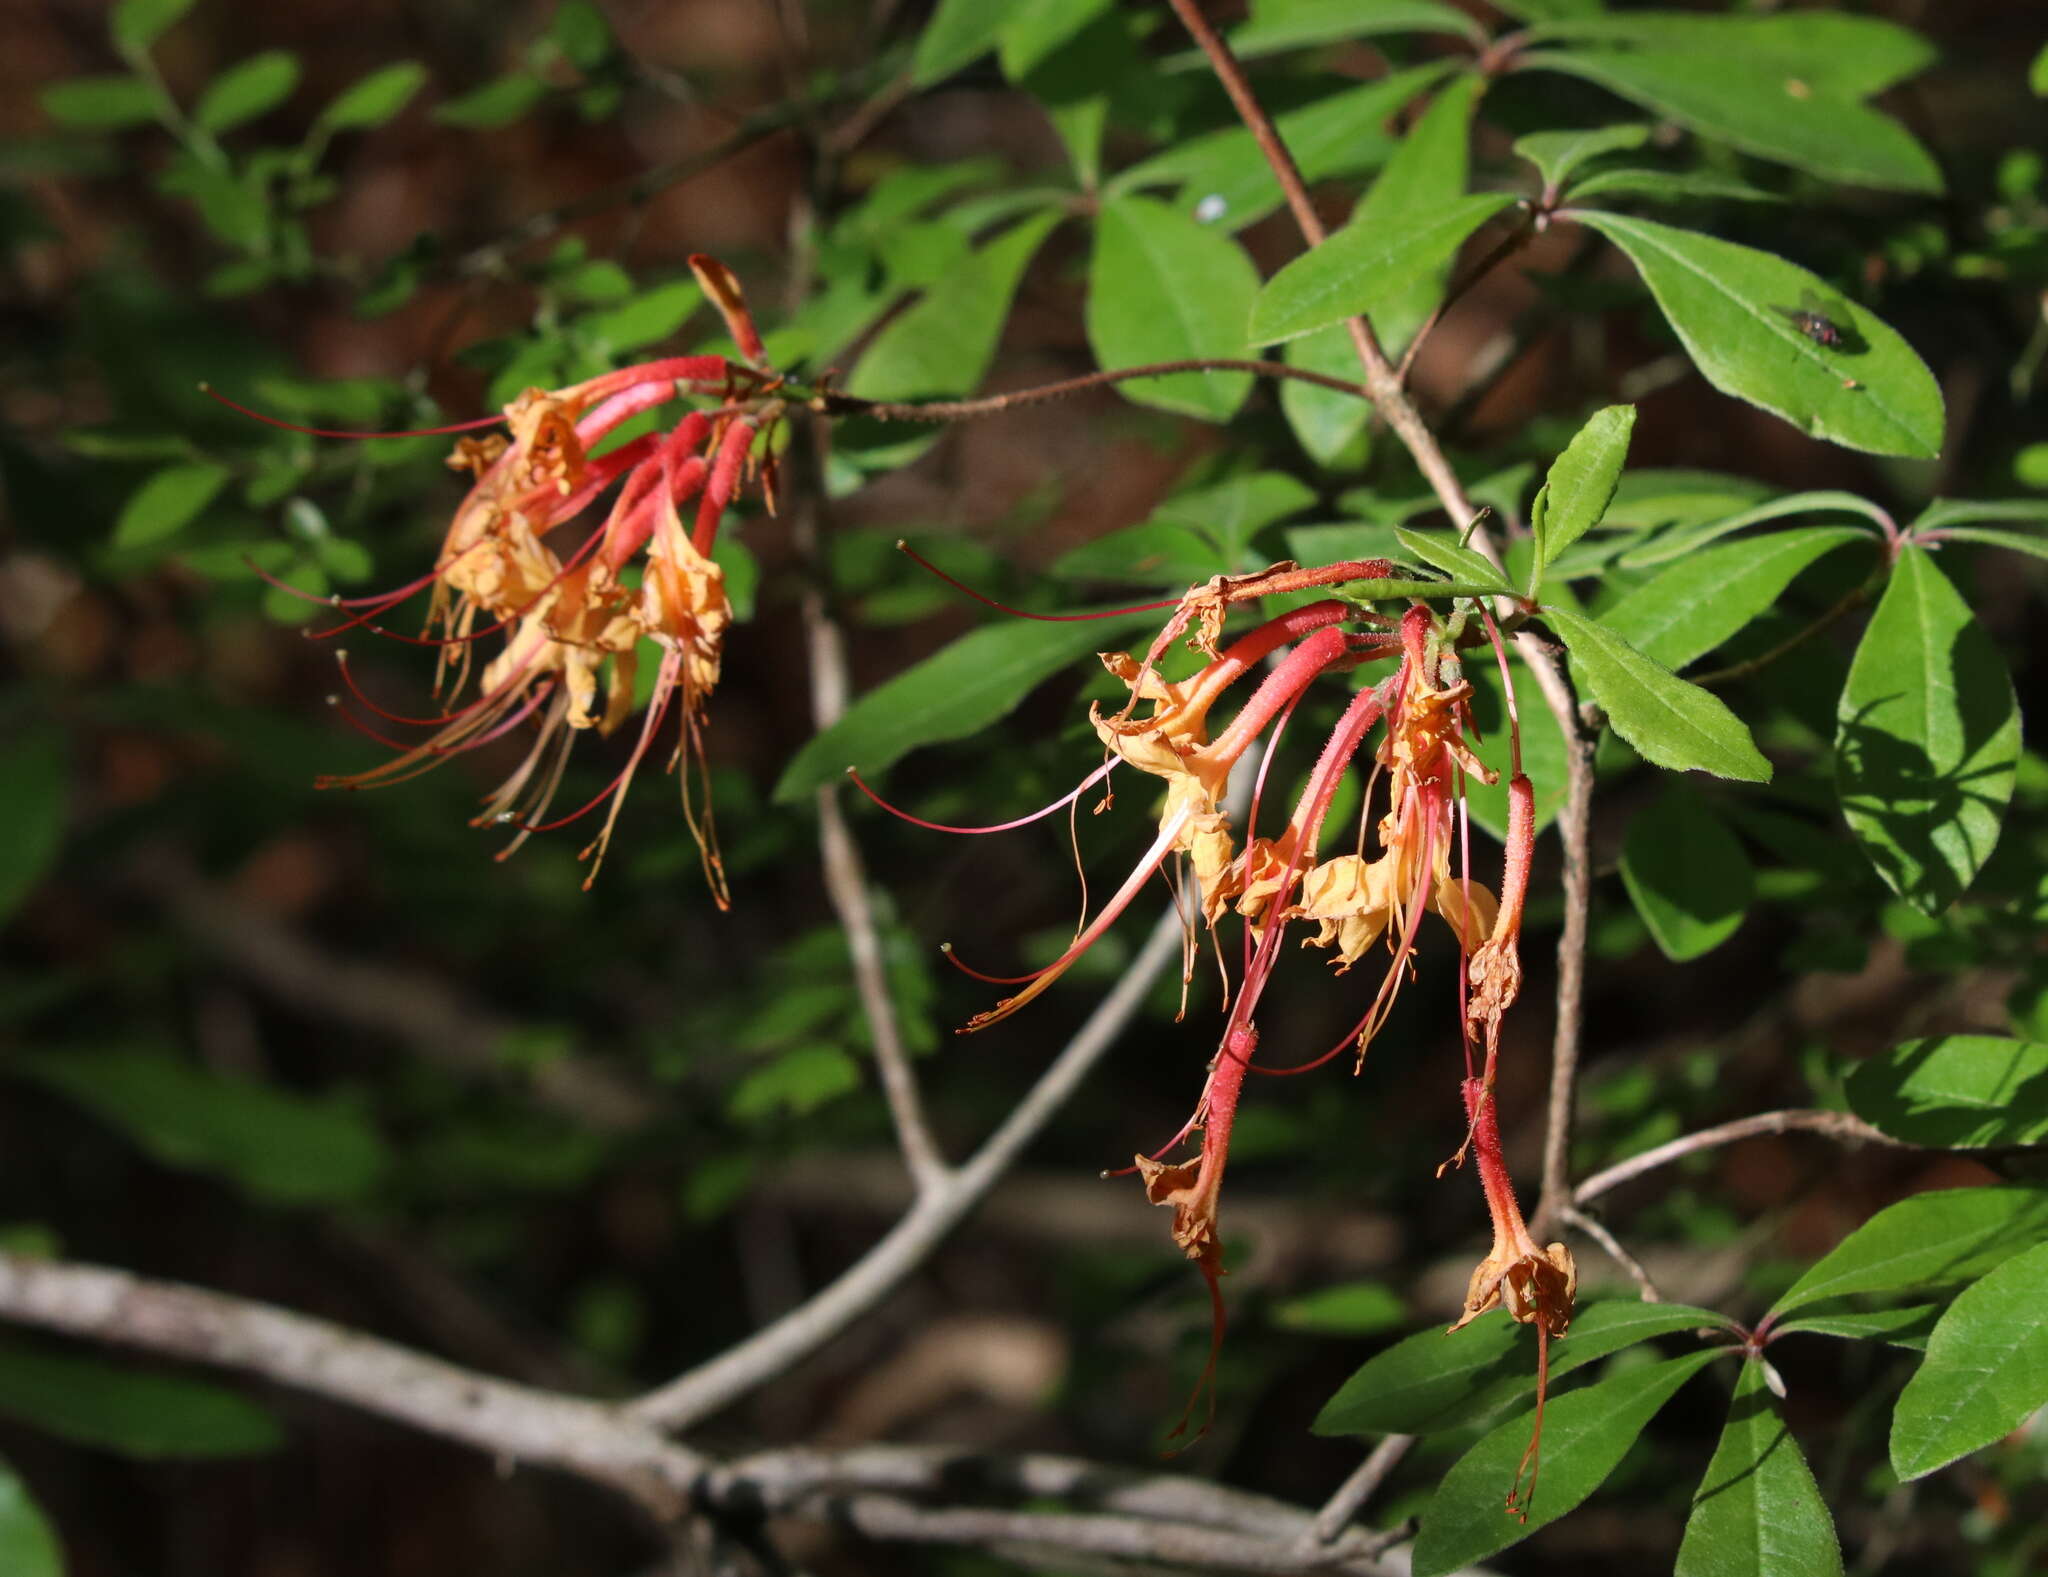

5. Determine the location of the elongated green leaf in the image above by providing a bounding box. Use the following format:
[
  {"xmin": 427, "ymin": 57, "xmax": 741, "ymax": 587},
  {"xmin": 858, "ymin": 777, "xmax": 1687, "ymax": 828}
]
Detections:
[
  {"xmin": 584, "ymin": 280, "xmax": 701, "ymax": 354},
  {"xmin": 1618, "ymin": 491, "xmax": 1890, "ymax": 570},
  {"xmin": 1936, "ymin": 527, "xmax": 2048, "ymax": 564},
  {"xmin": 1544, "ymin": 608, "xmax": 1770, "ymax": 781},
  {"xmin": 1057, "ymin": 471, "xmax": 1314, "ymax": 584},
  {"xmin": 1846, "ymin": 1037, "xmax": 2048, "ymax": 1150},
  {"xmin": 1676, "ymin": 1360, "xmax": 1842, "ymax": 1577},
  {"xmin": 112, "ymin": 462, "xmax": 231, "ymax": 549},
  {"xmin": 0, "ymin": 1463, "xmax": 61, "ymax": 1577},
  {"xmin": 1412, "ymin": 1349, "xmax": 1724, "ymax": 1577},
  {"xmin": 112, "ymin": 0, "xmax": 195, "ymax": 54},
  {"xmin": 1527, "ymin": 50, "xmax": 1940, "ymax": 194},
  {"xmin": 318, "ymin": 61, "xmax": 427, "ymax": 130},
  {"xmin": 1394, "ymin": 525, "xmax": 1508, "ymax": 589},
  {"xmin": 1523, "ymin": 13, "xmax": 1937, "ymax": 97},
  {"xmin": 193, "ymin": 51, "xmax": 300, "ymax": 134},
  {"xmin": 1315, "ymin": 1298, "xmax": 1731, "ymax": 1437},
  {"xmin": 1579, "ymin": 213, "xmax": 1943, "ymax": 459},
  {"xmin": 1600, "ymin": 527, "xmax": 1868, "ymax": 670},
  {"xmin": 774, "ymin": 607, "xmax": 1157, "ymax": 802},
  {"xmin": 0, "ymin": 728, "xmax": 64, "ymax": 928},
  {"xmin": 1568, "ymin": 168, "xmax": 1781, "ymax": 206},
  {"xmin": 1112, "ymin": 67, "xmax": 1445, "ymax": 234},
  {"xmin": 1514, "ymin": 123, "xmax": 1651, "ymax": 191},
  {"xmin": 1250, "ymin": 193, "xmax": 1512, "ymax": 345},
  {"xmin": 1088, "ymin": 196, "xmax": 1260, "ymax": 421},
  {"xmin": 1274, "ymin": 1280, "xmax": 1406, "ymax": 1335},
  {"xmin": 853, "ymin": 213, "xmax": 1059, "ymax": 400},
  {"xmin": 1911, "ymin": 497, "xmax": 2048, "ymax": 534},
  {"xmin": 17, "ymin": 1047, "xmax": 388, "ymax": 1205},
  {"xmin": 0, "ymin": 1341, "xmax": 280, "ymax": 1458},
  {"xmin": 1774, "ymin": 1302, "xmax": 1939, "ymax": 1350},
  {"xmin": 998, "ymin": 0, "xmax": 1113, "ymax": 80},
  {"xmin": 1282, "ymin": 325, "xmax": 1372, "ymax": 468},
  {"xmin": 1892, "ymin": 1241, "xmax": 2048, "ymax": 1479},
  {"xmin": 1771, "ymin": 1186, "xmax": 2048, "ymax": 1318},
  {"xmin": 1606, "ymin": 470, "xmax": 1773, "ymax": 532},
  {"xmin": 1621, "ymin": 783, "xmax": 1753, "ymax": 961},
  {"xmin": 41, "ymin": 75, "xmax": 158, "ymax": 129},
  {"xmin": 1836, "ymin": 546, "xmax": 2019, "ymax": 912},
  {"xmin": 1226, "ymin": 0, "xmax": 1482, "ymax": 56},
  {"xmin": 433, "ymin": 73, "xmax": 545, "ymax": 128},
  {"xmin": 913, "ymin": 0, "xmax": 1025, "ymax": 83},
  {"xmin": 1532, "ymin": 404, "xmax": 1634, "ymax": 587}
]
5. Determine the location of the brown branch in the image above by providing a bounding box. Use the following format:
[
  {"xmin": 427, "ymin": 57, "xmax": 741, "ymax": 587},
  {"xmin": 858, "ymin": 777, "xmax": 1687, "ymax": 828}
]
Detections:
[
  {"xmin": 1395, "ymin": 213, "xmax": 1536, "ymax": 387},
  {"xmin": 1692, "ymin": 581, "xmax": 1873, "ymax": 689},
  {"xmin": 823, "ymin": 358, "xmax": 1371, "ymax": 422},
  {"xmin": 1573, "ymin": 1109, "xmax": 1904, "ymax": 1206},
  {"xmin": 1303, "ymin": 1435, "xmax": 1414, "ymax": 1549},
  {"xmin": 1557, "ymin": 1205, "xmax": 1663, "ymax": 1303},
  {"xmin": 1532, "ymin": 721, "xmax": 1598, "ymax": 1240}
]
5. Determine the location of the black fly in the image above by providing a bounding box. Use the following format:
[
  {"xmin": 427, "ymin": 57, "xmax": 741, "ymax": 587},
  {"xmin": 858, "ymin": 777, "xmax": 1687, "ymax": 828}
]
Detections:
[{"xmin": 1773, "ymin": 290, "xmax": 1848, "ymax": 348}]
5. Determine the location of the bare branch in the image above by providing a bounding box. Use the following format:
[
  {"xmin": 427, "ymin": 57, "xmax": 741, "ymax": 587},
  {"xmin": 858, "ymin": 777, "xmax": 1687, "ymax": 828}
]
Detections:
[
  {"xmin": 1573, "ymin": 1108, "xmax": 1903, "ymax": 1206},
  {"xmin": 1304, "ymin": 1435, "xmax": 1414, "ymax": 1549},
  {"xmin": 1531, "ymin": 724, "xmax": 1598, "ymax": 1240},
  {"xmin": 824, "ymin": 359, "xmax": 1370, "ymax": 422},
  {"xmin": 1557, "ymin": 1205, "xmax": 1663, "ymax": 1303},
  {"xmin": 0, "ymin": 1251, "xmax": 701, "ymax": 1517}
]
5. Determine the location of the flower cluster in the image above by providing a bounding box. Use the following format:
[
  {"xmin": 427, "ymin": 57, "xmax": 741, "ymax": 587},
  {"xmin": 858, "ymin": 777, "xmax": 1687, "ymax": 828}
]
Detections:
[{"xmin": 283, "ymin": 257, "xmax": 781, "ymax": 901}]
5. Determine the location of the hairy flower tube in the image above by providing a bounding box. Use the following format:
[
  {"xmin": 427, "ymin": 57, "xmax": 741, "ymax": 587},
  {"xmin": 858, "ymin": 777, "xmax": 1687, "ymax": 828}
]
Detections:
[{"xmin": 250, "ymin": 257, "xmax": 784, "ymax": 900}]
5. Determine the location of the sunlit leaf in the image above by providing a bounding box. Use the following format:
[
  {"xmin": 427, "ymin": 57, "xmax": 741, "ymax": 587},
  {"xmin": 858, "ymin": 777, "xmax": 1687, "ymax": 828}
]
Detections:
[
  {"xmin": 1676, "ymin": 1360, "xmax": 1842, "ymax": 1577},
  {"xmin": 1771, "ymin": 1186, "xmax": 2048, "ymax": 1318},
  {"xmin": 193, "ymin": 51, "xmax": 300, "ymax": 134},
  {"xmin": 1891, "ymin": 1241, "xmax": 2048, "ymax": 1480},
  {"xmin": 0, "ymin": 1341, "xmax": 281, "ymax": 1458},
  {"xmin": 1620, "ymin": 783, "xmax": 1753, "ymax": 960},
  {"xmin": 1845, "ymin": 1037, "xmax": 2048, "ymax": 1150}
]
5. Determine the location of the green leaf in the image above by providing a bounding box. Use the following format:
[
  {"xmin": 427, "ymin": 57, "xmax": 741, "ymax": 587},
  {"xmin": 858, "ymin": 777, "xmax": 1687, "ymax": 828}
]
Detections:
[
  {"xmin": 1770, "ymin": 1186, "xmax": 2048, "ymax": 1318},
  {"xmin": 774, "ymin": 605, "xmax": 1157, "ymax": 803},
  {"xmin": 1599, "ymin": 527, "xmax": 1868, "ymax": 670},
  {"xmin": 1314, "ymin": 1298, "xmax": 1731, "ymax": 1437},
  {"xmin": 1281, "ymin": 325, "xmax": 1371, "ymax": 468},
  {"xmin": 1605, "ymin": 469, "xmax": 1773, "ymax": 532},
  {"xmin": 1523, "ymin": 13, "xmax": 1937, "ymax": 97},
  {"xmin": 1412, "ymin": 1349, "xmax": 1723, "ymax": 1577},
  {"xmin": 1936, "ymin": 527, "xmax": 2048, "ymax": 564},
  {"xmin": 1526, "ymin": 50, "xmax": 1940, "ymax": 194},
  {"xmin": 1578, "ymin": 212, "xmax": 1943, "ymax": 459},
  {"xmin": 0, "ymin": 1463, "xmax": 62, "ymax": 1577},
  {"xmin": 1846, "ymin": 1037, "xmax": 2048, "ymax": 1150},
  {"xmin": 1111, "ymin": 65, "xmax": 1445, "ymax": 234},
  {"xmin": 1895, "ymin": 1242, "xmax": 2048, "ymax": 1480},
  {"xmin": 1463, "ymin": 645, "xmax": 1570, "ymax": 841},
  {"xmin": 1544, "ymin": 608, "xmax": 1770, "ymax": 781},
  {"xmin": 1774, "ymin": 1302, "xmax": 1939, "ymax": 1350},
  {"xmin": 913, "ymin": 0, "xmax": 1025, "ymax": 84},
  {"xmin": 1676, "ymin": 1360, "xmax": 1842, "ymax": 1577},
  {"xmin": 0, "ymin": 729, "xmax": 65, "ymax": 929},
  {"xmin": 434, "ymin": 73, "xmax": 546, "ymax": 129},
  {"xmin": 317, "ymin": 61, "xmax": 427, "ymax": 129},
  {"xmin": 193, "ymin": 51, "xmax": 300, "ymax": 134},
  {"xmin": 1274, "ymin": 1280, "xmax": 1406, "ymax": 1335},
  {"xmin": 1567, "ymin": 168, "xmax": 1782, "ymax": 206},
  {"xmin": 113, "ymin": 462, "xmax": 231, "ymax": 549},
  {"xmin": 852, "ymin": 212, "xmax": 1059, "ymax": 400},
  {"xmin": 1055, "ymin": 473, "xmax": 1313, "ymax": 585},
  {"xmin": 41, "ymin": 76, "xmax": 159, "ymax": 129},
  {"xmin": 998, "ymin": 0, "xmax": 1113, "ymax": 80},
  {"xmin": 1087, "ymin": 196, "xmax": 1260, "ymax": 421},
  {"xmin": 1514, "ymin": 123, "xmax": 1651, "ymax": 192},
  {"xmin": 1250, "ymin": 192, "xmax": 1513, "ymax": 345},
  {"xmin": 550, "ymin": 0, "xmax": 615, "ymax": 70},
  {"xmin": 1617, "ymin": 491, "xmax": 1890, "ymax": 570},
  {"xmin": 583, "ymin": 279, "xmax": 701, "ymax": 354},
  {"xmin": 1226, "ymin": 0, "xmax": 1482, "ymax": 56},
  {"xmin": 1532, "ymin": 404, "xmax": 1634, "ymax": 588},
  {"xmin": 728, "ymin": 1045, "xmax": 862, "ymax": 1121},
  {"xmin": 1620, "ymin": 783, "xmax": 1753, "ymax": 961},
  {"xmin": 112, "ymin": 0, "xmax": 195, "ymax": 55},
  {"xmin": 2033, "ymin": 42, "xmax": 2048, "ymax": 97},
  {"xmin": 0, "ymin": 1341, "xmax": 281, "ymax": 1458},
  {"xmin": 1836, "ymin": 546, "xmax": 2019, "ymax": 912},
  {"xmin": 1393, "ymin": 525, "xmax": 1508, "ymax": 589},
  {"xmin": 17, "ymin": 1047, "xmax": 389, "ymax": 1205},
  {"xmin": 1911, "ymin": 497, "xmax": 2048, "ymax": 534}
]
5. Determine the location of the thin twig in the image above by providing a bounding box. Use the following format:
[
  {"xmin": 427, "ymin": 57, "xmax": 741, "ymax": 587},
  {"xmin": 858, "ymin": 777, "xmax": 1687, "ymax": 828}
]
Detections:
[
  {"xmin": 1557, "ymin": 1205, "xmax": 1663, "ymax": 1302},
  {"xmin": 1395, "ymin": 214, "xmax": 1536, "ymax": 387},
  {"xmin": 793, "ymin": 415, "xmax": 949, "ymax": 1192},
  {"xmin": 1692, "ymin": 581, "xmax": 1873, "ymax": 689},
  {"xmin": 1304, "ymin": 1435, "xmax": 1414, "ymax": 1548},
  {"xmin": 1573, "ymin": 1109, "xmax": 1902, "ymax": 1205},
  {"xmin": 1531, "ymin": 722, "xmax": 1597, "ymax": 1240},
  {"xmin": 823, "ymin": 358, "xmax": 1370, "ymax": 422}
]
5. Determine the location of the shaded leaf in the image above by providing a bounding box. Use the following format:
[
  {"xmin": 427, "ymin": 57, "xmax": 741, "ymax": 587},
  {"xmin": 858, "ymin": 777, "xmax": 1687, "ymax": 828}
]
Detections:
[
  {"xmin": 17, "ymin": 1047, "xmax": 388, "ymax": 1205},
  {"xmin": 1770, "ymin": 1186, "xmax": 2048, "ymax": 1318},
  {"xmin": 1250, "ymin": 193, "xmax": 1513, "ymax": 345},
  {"xmin": 1514, "ymin": 123, "xmax": 1651, "ymax": 191},
  {"xmin": 913, "ymin": 0, "xmax": 1025, "ymax": 84},
  {"xmin": 584, "ymin": 280, "xmax": 701, "ymax": 354},
  {"xmin": 1523, "ymin": 12, "xmax": 1937, "ymax": 97},
  {"xmin": 1527, "ymin": 49, "xmax": 1940, "ymax": 193},
  {"xmin": 1936, "ymin": 527, "xmax": 2048, "ymax": 564},
  {"xmin": 1578, "ymin": 213, "xmax": 1943, "ymax": 459},
  {"xmin": 1774, "ymin": 1302, "xmax": 1939, "ymax": 1350},
  {"xmin": 1055, "ymin": 473, "xmax": 1313, "ymax": 585},
  {"xmin": 1274, "ymin": 1281, "xmax": 1406, "ymax": 1335},
  {"xmin": 998, "ymin": 0, "xmax": 1113, "ymax": 80},
  {"xmin": 0, "ymin": 1463, "xmax": 61, "ymax": 1577},
  {"xmin": 1315, "ymin": 1298, "xmax": 1731, "ymax": 1437},
  {"xmin": 193, "ymin": 51, "xmax": 300, "ymax": 134},
  {"xmin": 729, "ymin": 1045, "xmax": 862, "ymax": 1122},
  {"xmin": 1394, "ymin": 525, "xmax": 1508, "ymax": 590},
  {"xmin": 1087, "ymin": 196, "xmax": 1260, "ymax": 421},
  {"xmin": 1891, "ymin": 1241, "xmax": 2048, "ymax": 1480},
  {"xmin": 774, "ymin": 606, "xmax": 1157, "ymax": 802},
  {"xmin": 1567, "ymin": 168, "xmax": 1782, "ymax": 205},
  {"xmin": 1676, "ymin": 1359, "xmax": 1842, "ymax": 1577},
  {"xmin": 1836, "ymin": 546, "xmax": 2019, "ymax": 912},
  {"xmin": 1617, "ymin": 491, "xmax": 1891, "ymax": 571},
  {"xmin": 0, "ymin": 729, "xmax": 65, "ymax": 928},
  {"xmin": 113, "ymin": 462, "xmax": 231, "ymax": 548},
  {"xmin": 0, "ymin": 1341, "xmax": 281, "ymax": 1458},
  {"xmin": 852, "ymin": 213, "xmax": 1059, "ymax": 400},
  {"xmin": 1532, "ymin": 404, "xmax": 1634, "ymax": 588},
  {"xmin": 41, "ymin": 76, "xmax": 158, "ymax": 129},
  {"xmin": 433, "ymin": 74, "xmax": 545, "ymax": 129},
  {"xmin": 1463, "ymin": 645, "xmax": 1570, "ymax": 841},
  {"xmin": 1599, "ymin": 527, "xmax": 1869, "ymax": 670},
  {"xmin": 1621, "ymin": 783, "xmax": 1753, "ymax": 961},
  {"xmin": 1846, "ymin": 1036, "xmax": 2048, "ymax": 1150},
  {"xmin": 1281, "ymin": 324, "xmax": 1372, "ymax": 468},
  {"xmin": 1911, "ymin": 497, "xmax": 2048, "ymax": 534},
  {"xmin": 112, "ymin": 0, "xmax": 195, "ymax": 55},
  {"xmin": 1227, "ymin": 0, "xmax": 1481, "ymax": 56},
  {"xmin": 1412, "ymin": 1349, "xmax": 1724, "ymax": 1577},
  {"xmin": 317, "ymin": 61, "xmax": 427, "ymax": 130},
  {"xmin": 1544, "ymin": 608, "xmax": 1770, "ymax": 781}
]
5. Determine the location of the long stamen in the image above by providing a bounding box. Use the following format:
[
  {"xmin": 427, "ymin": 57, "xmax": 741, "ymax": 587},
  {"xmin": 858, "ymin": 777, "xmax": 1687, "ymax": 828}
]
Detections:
[
  {"xmin": 848, "ymin": 761, "xmax": 1116, "ymax": 834},
  {"xmin": 897, "ymin": 541, "xmax": 1177, "ymax": 621},
  {"xmin": 199, "ymin": 383, "xmax": 506, "ymax": 438}
]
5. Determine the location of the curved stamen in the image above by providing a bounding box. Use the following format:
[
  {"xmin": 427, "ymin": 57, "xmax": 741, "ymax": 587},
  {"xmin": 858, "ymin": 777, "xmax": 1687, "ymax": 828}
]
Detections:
[
  {"xmin": 200, "ymin": 383, "xmax": 505, "ymax": 438},
  {"xmin": 897, "ymin": 541, "xmax": 1177, "ymax": 622},
  {"xmin": 846, "ymin": 760, "xmax": 1116, "ymax": 835},
  {"xmin": 938, "ymin": 942, "xmax": 1056, "ymax": 986}
]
